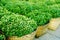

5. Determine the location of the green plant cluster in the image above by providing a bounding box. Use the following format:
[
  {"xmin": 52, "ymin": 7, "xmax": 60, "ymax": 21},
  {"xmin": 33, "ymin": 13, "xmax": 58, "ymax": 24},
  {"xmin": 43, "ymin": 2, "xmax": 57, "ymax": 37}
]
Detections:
[
  {"xmin": 0, "ymin": 6, "xmax": 11, "ymax": 19},
  {"xmin": 0, "ymin": 0, "xmax": 52, "ymax": 26},
  {"xmin": 23, "ymin": 0, "xmax": 60, "ymax": 18},
  {"xmin": 0, "ymin": 14, "xmax": 37, "ymax": 37},
  {"xmin": 1, "ymin": 0, "xmax": 40, "ymax": 14},
  {"xmin": 41, "ymin": 0, "xmax": 60, "ymax": 18},
  {"xmin": 0, "ymin": 34, "xmax": 5, "ymax": 40},
  {"xmin": 0, "ymin": 6, "xmax": 37, "ymax": 38},
  {"xmin": 48, "ymin": 4, "xmax": 60, "ymax": 18},
  {"xmin": 25, "ymin": 10, "xmax": 52, "ymax": 25},
  {"xmin": 0, "ymin": 0, "xmax": 60, "ymax": 38}
]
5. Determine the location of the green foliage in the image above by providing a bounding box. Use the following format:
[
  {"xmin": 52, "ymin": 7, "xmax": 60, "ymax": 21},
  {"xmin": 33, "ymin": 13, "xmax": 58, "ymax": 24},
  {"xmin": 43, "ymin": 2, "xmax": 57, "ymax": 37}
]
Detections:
[
  {"xmin": 45, "ymin": 0, "xmax": 60, "ymax": 5},
  {"xmin": 0, "ymin": 6, "xmax": 11, "ymax": 19},
  {"xmin": 0, "ymin": 0, "xmax": 40, "ymax": 14},
  {"xmin": 0, "ymin": 0, "xmax": 60, "ymax": 39},
  {"xmin": 44, "ymin": 0, "xmax": 60, "ymax": 18},
  {"xmin": 0, "ymin": 0, "xmax": 49, "ymax": 26},
  {"xmin": 0, "ymin": 14, "xmax": 37, "ymax": 37},
  {"xmin": 0, "ymin": 0, "xmax": 60, "ymax": 26},
  {"xmin": 0, "ymin": 34, "xmax": 5, "ymax": 40},
  {"xmin": 25, "ymin": 10, "xmax": 52, "ymax": 26},
  {"xmin": 0, "ymin": 0, "xmax": 20, "ymax": 4},
  {"xmin": 19, "ymin": 0, "xmax": 47, "ymax": 3},
  {"xmin": 5, "ymin": 1, "xmax": 33, "ymax": 14},
  {"xmin": 47, "ymin": 4, "xmax": 60, "ymax": 18}
]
